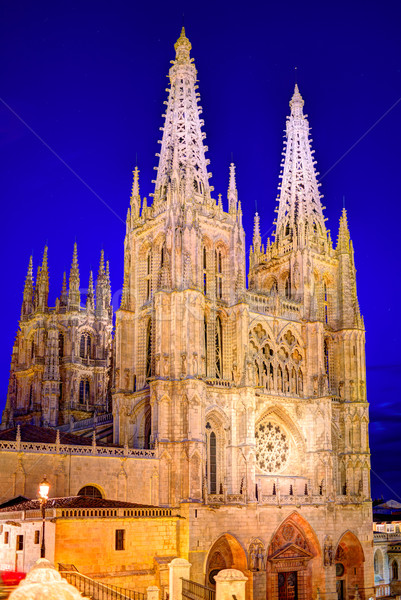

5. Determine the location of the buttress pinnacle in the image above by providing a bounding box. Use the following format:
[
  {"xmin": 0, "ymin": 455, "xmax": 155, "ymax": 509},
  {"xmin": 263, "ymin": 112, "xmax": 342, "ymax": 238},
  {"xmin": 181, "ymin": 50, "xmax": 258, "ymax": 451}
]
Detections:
[{"xmin": 174, "ymin": 27, "xmax": 192, "ymax": 63}]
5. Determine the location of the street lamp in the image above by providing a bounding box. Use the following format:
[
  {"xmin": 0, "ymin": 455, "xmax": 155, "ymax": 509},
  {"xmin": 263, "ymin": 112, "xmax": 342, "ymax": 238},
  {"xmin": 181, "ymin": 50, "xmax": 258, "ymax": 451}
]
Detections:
[{"xmin": 38, "ymin": 476, "xmax": 50, "ymax": 558}]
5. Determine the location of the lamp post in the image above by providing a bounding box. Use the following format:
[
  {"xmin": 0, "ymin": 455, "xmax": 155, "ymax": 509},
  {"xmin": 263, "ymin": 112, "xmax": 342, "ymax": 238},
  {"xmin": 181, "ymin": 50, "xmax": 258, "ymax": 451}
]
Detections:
[{"xmin": 38, "ymin": 476, "xmax": 50, "ymax": 558}]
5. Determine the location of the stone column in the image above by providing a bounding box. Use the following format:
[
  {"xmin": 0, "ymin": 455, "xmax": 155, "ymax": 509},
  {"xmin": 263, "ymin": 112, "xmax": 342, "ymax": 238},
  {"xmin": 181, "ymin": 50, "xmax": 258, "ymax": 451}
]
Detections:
[
  {"xmin": 169, "ymin": 558, "xmax": 191, "ymax": 600},
  {"xmin": 214, "ymin": 569, "xmax": 248, "ymax": 600},
  {"xmin": 147, "ymin": 586, "xmax": 160, "ymax": 600}
]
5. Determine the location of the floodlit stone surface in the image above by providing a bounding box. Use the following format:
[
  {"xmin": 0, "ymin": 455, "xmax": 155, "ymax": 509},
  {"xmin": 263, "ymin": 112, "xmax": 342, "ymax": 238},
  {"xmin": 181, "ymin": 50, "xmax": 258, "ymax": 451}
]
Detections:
[{"xmin": 9, "ymin": 559, "xmax": 87, "ymax": 600}]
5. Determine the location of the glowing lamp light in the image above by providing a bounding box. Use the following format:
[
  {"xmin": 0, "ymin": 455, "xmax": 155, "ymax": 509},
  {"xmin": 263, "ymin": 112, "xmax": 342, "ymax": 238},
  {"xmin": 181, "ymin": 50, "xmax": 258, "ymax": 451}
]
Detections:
[{"xmin": 39, "ymin": 476, "xmax": 50, "ymax": 500}]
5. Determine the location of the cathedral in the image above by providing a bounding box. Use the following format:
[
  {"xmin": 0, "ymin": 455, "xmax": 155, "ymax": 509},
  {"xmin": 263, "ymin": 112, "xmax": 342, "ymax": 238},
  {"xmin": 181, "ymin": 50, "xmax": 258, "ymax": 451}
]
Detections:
[{"xmin": 0, "ymin": 28, "xmax": 374, "ymax": 600}]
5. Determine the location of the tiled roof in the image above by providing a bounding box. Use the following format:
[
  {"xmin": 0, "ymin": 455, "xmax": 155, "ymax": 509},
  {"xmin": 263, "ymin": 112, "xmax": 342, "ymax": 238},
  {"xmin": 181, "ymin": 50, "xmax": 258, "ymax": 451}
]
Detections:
[
  {"xmin": 0, "ymin": 496, "xmax": 157, "ymax": 512},
  {"xmin": 0, "ymin": 424, "xmax": 115, "ymax": 447}
]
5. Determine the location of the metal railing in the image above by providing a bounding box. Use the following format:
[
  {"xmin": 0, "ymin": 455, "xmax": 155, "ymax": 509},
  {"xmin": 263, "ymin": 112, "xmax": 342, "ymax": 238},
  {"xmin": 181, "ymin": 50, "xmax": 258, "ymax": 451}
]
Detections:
[
  {"xmin": 181, "ymin": 578, "xmax": 215, "ymax": 600},
  {"xmin": 62, "ymin": 571, "xmax": 145, "ymax": 600}
]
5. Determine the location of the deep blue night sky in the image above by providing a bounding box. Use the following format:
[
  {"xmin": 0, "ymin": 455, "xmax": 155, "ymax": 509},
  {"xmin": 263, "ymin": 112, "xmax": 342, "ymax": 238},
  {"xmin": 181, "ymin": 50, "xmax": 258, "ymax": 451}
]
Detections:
[{"xmin": 1, "ymin": 1, "xmax": 400, "ymax": 500}]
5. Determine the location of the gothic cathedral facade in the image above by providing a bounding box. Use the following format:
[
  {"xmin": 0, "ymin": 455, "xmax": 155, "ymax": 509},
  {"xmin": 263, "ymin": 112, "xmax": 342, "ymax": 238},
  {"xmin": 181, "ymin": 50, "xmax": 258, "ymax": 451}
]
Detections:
[{"xmin": 2, "ymin": 29, "xmax": 373, "ymax": 599}]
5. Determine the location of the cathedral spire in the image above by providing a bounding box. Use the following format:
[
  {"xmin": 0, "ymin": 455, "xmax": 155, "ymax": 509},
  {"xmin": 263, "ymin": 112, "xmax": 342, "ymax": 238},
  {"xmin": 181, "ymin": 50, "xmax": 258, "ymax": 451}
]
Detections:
[
  {"xmin": 86, "ymin": 270, "xmax": 95, "ymax": 312},
  {"xmin": 68, "ymin": 242, "xmax": 80, "ymax": 311},
  {"xmin": 275, "ymin": 84, "xmax": 326, "ymax": 244},
  {"xmin": 60, "ymin": 272, "xmax": 67, "ymax": 307},
  {"xmin": 130, "ymin": 166, "xmax": 141, "ymax": 219},
  {"xmin": 228, "ymin": 162, "xmax": 238, "ymax": 213},
  {"xmin": 21, "ymin": 255, "xmax": 34, "ymax": 317},
  {"xmin": 37, "ymin": 246, "xmax": 49, "ymax": 311},
  {"xmin": 154, "ymin": 28, "xmax": 211, "ymax": 203},
  {"xmin": 336, "ymin": 208, "xmax": 351, "ymax": 253},
  {"xmin": 252, "ymin": 212, "xmax": 262, "ymax": 253}
]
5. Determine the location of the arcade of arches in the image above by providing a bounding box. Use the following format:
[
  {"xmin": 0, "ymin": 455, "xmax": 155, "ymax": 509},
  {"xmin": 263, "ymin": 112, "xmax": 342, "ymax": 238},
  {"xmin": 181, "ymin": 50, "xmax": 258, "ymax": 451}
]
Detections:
[{"xmin": 205, "ymin": 516, "xmax": 365, "ymax": 600}]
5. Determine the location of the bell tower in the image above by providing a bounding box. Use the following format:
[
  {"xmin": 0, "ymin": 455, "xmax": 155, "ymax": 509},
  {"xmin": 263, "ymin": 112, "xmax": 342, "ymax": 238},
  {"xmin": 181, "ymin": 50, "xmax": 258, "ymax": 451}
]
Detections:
[{"xmin": 113, "ymin": 29, "xmax": 246, "ymax": 506}]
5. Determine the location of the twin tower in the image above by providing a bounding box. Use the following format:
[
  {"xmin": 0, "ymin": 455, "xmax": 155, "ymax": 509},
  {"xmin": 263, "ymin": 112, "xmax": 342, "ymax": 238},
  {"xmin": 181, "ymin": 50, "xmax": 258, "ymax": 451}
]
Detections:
[{"xmin": 3, "ymin": 27, "xmax": 369, "ymax": 508}]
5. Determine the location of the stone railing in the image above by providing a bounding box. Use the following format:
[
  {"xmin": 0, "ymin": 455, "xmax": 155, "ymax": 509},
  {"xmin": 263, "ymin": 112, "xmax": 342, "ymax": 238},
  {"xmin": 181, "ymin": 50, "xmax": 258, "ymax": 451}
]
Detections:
[
  {"xmin": 0, "ymin": 506, "xmax": 172, "ymax": 521},
  {"xmin": 57, "ymin": 412, "xmax": 113, "ymax": 433},
  {"xmin": 0, "ymin": 439, "xmax": 156, "ymax": 459},
  {"xmin": 247, "ymin": 292, "xmax": 301, "ymax": 321},
  {"xmin": 374, "ymin": 531, "xmax": 401, "ymax": 542},
  {"xmin": 205, "ymin": 378, "xmax": 232, "ymax": 388}
]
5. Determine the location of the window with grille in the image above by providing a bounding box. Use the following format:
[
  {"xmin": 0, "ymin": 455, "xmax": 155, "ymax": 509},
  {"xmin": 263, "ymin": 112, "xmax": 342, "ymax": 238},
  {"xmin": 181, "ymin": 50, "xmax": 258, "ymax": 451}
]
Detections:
[
  {"xmin": 16, "ymin": 535, "xmax": 23, "ymax": 551},
  {"xmin": 34, "ymin": 530, "xmax": 40, "ymax": 544},
  {"xmin": 78, "ymin": 485, "xmax": 102, "ymax": 498},
  {"xmin": 79, "ymin": 379, "xmax": 90, "ymax": 403},
  {"xmin": 79, "ymin": 333, "xmax": 91, "ymax": 359},
  {"xmin": 115, "ymin": 529, "xmax": 125, "ymax": 551}
]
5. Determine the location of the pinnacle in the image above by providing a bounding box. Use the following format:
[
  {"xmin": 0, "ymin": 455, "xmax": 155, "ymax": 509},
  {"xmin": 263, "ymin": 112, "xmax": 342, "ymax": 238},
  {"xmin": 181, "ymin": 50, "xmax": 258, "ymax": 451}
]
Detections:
[
  {"xmin": 71, "ymin": 242, "xmax": 79, "ymax": 269},
  {"xmin": 290, "ymin": 83, "xmax": 304, "ymax": 110},
  {"xmin": 229, "ymin": 163, "xmax": 236, "ymax": 191},
  {"xmin": 174, "ymin": 27, "xmax": 192, "ymax": 62},
  {"xmin": 131, "ymin": 166, "xmax": 140, "ymax": 198},
  {"xmin": 98, "ymin": 249, "xmax": 105, "ymax": 275}
]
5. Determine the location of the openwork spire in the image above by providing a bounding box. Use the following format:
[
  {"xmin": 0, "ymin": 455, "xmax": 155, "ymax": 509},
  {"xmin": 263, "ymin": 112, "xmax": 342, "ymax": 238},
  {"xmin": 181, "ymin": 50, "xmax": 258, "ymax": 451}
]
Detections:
[
  {"xmin": 275, "ymin": 85, "xmax": 326, "ymax": 242},
  {"xmin": 228, "ymin": 162, "xmax": 238, "ymax": 213},
  {"xmin": 68, "ymin": 242, "xmax": 80, "ymax": 310},
  {"xmin": 21, "ymin": 255, "xmax": 34, "ymax": 317},
  {"xmin": 154, "ymin": 28, "xmax": 211, "ymax": 202}
]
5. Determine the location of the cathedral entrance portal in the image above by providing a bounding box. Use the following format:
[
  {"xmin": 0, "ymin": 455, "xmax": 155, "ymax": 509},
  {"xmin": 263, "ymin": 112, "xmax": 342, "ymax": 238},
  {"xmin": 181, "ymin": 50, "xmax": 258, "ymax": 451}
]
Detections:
[
  {"xmin": 205, "ymin": 534, "xmax": 248, "ymax": 592},
  {"xmin": 278, "ymin": 571, "xmax": 297, "ymax": 600},
  {"xmin": 267, "ymin": 515, "xmax": 321, "ymax": 600},
  {"xmin": 335, "ymin": 532, "xmax": 365, "ymax": 599}
]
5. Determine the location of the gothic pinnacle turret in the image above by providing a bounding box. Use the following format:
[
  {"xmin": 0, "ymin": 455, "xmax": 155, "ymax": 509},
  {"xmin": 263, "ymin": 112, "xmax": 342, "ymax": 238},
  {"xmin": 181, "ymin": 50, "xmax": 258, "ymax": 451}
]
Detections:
[
  {"xmin": 68, "ymin": 242, "xmax": 80, "ymax": 311},
  {"xmin": 275, "ymin": 84, "xmax": 326, "ymax": 245},
  {"xmin": 252, "ymin": 212, "xmax": 262, "ymax": 254},
  {"xmin": 154, "ymin": 28, "xmax": 211, "ymax": 203},
  {"xmin": 86, "ymin": 270, "xmax": 95, "ymax": 312},
  {"xmin": 336, "ymin": 208, "xmax": 351, "ymax": 253},
  {"xmin": 21, "ymin": 255, "xmax": 34, "ymax": 317},
  {"xmin": 36, "ymin": 246, "xmax": 49, "ymax": 312},
  {"xmin": 228, "ymin": 162, "xmax": 238, "ymax": 214},
  {"xmin": 130, "ymin": 166, "xmax": 141, "ymax": 220}
]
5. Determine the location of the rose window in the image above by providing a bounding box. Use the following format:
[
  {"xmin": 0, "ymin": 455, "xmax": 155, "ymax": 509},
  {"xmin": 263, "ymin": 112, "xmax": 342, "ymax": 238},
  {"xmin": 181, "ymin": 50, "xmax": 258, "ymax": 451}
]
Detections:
[{"xmin": 255, "ymin": 420, "xmax": 289, "ymax": 473}]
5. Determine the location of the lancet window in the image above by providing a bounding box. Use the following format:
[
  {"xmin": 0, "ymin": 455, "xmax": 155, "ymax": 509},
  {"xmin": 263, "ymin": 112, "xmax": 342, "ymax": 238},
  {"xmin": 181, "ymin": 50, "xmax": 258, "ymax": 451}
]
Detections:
[
  {"xmin": 205, "ymin": 418, "xmax": 224, "ymax": 495},
  {"xmin": 215, "ymin": 250, "xmax": 223, "ymax": 300},
  {"xmin": 79, "ymin": 379, "xmax": 90, "ymax": 404},
  {"xmin": 146, "ymin": 250, "xmax": 152, "ymax": 301},
  {"xmin": 146, "ymin": 319, "xmax": 152, "ymax": 379},
  {"xmin": 204, "ymin": 316, "xmax": 208, "ymax": 376},
  {"xmin": 79, "ymin": 332, "xmax": 91, "ymax": 359},
  {"xmin": 58, "ymin": 332, "xmax": 64, "ymax": 359},
  {"xmin": 249, "ymin": 325, "xmax": 304, "ymax": 396},
  {"xmin": 215, "ymin": 317, "xmax": 223, "ymax": 379},
  {"xmin": 203, "ymin": 247, "xmax": 207, "ymax": 294}
]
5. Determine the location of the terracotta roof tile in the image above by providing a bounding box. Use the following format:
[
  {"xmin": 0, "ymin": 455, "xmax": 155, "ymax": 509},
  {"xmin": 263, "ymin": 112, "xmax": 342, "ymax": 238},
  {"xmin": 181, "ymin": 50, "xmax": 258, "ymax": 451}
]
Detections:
[{"xmin": 0, "ymin": 496, "xmax": 158, "ymax": 512}]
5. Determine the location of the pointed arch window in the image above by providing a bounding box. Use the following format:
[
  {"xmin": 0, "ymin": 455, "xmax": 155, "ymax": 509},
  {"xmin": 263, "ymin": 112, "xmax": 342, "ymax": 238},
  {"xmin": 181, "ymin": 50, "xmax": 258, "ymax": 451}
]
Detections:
[
  {"xmin": 204, "ymin": 316, "xmax": 208, "ymax": 376},
  {"xmin": 146, "ymin": 250, "xmax": 152, "ymax": 301},
  {"xmin": 324, "ymin": 339, "xmax": 330, "ymax": 381},
  {"xmin": 323, "ymin": 282, "xmax": 329, "ymax": 324},
  {"xmin": 160, "ymin": 243, "xmax": 165, "ymax": 268},
  {"xmin": 215, "ymin": 250, "xmax": 223, "ymax": 299},
  {"xmin": 203, "ymin": 247, "xmax": 207, "ymax": 294},
  {"xmin": 215, "ymin": 317, "xmax": 223, "ymax": 379},
  {"xmin": 79, "ymin": 379, "xmax": 90, "ymax": 404},
  {"xmin": 80, "ymin": 333, "xmax": 91, "ymax": 359},
  {"xmin": 58, "ymin": 333, "xmax": 64, "ymax": 359},
  {"xmin": 146, "ymin": 319, "xmax": 152, "ymax": 379},
  {"xmin": 392, "ymin": 560, "xmax": 399, "ymax": 581},
  {"xmin": 209, "ymin": 431, "xmax": 217, "ymax": 493},
  {"xmin": 285, "ymin": 276, "xmax": 291, "ymax": 299}
]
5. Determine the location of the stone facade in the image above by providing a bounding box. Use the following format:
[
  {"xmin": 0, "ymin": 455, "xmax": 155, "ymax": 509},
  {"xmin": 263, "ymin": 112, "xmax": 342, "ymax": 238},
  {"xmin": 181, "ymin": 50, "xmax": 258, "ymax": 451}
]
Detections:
[
  {"xmin": 0, "ymin": 27, "xmax": 374, "ymax": 600},
  {"xmin": 1, "ymin": 246, "xmax": 113, "ymax": 429}
]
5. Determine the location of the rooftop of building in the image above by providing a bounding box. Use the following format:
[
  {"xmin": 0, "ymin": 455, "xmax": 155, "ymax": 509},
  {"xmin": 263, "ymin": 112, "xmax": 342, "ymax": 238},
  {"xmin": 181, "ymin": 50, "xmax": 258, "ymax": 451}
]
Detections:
[
  {"xmin": 0, "ymin": 496, "xmax": 158, "ymax": 512},
  {"xmin": 0, "ymin": 424, "xmax": 117, "ymax": 447}
]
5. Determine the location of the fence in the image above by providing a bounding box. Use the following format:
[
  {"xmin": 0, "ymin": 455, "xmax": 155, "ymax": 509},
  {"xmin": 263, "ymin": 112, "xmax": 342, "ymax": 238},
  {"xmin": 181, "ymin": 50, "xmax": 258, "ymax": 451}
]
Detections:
[
  {"xmin": 62, "ymin": 570, "xmax": 145, "ymax": 600},
  {"xmin": 181, "ymin": 578, "xmax": 215, "ymax": 600}
]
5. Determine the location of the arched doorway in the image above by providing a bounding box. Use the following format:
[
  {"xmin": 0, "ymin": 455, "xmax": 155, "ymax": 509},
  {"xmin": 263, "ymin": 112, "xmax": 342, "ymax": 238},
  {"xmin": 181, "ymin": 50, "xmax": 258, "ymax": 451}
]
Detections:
[
  {"xmin": 335, "ymin": 532, "xmax": 365, "ymax": 600},
  {"xmin": 206, "ymin": 534, "xmax": 248, "ymax": 589},
  {"xmin": 266, "ymin": 514, "xmax": 322, "ymax": 600}
]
